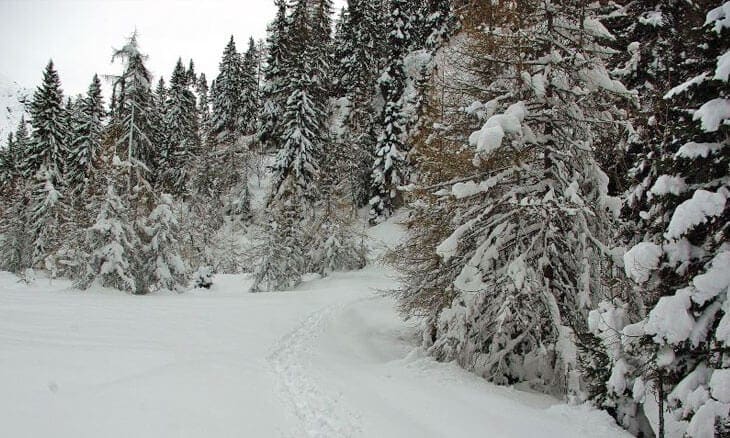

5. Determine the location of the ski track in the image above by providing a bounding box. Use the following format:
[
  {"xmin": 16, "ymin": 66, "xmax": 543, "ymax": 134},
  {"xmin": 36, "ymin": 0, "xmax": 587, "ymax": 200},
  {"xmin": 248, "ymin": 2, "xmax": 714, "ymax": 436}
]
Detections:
[{"xmin": 268, "ymin": 303, "xmax": 362, "ymax": 438}]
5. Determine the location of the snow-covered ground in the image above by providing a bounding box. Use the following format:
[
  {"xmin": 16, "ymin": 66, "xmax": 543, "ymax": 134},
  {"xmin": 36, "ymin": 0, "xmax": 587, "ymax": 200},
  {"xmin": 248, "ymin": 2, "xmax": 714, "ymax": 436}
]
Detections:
[{"xmin": 0, "ymin": 220, "xmax": 631, "ymax": 438}]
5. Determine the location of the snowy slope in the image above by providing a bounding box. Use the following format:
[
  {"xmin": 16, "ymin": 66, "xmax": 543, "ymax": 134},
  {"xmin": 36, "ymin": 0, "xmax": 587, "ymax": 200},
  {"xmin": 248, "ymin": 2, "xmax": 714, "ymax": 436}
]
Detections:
[
  {"xmin": 0, "ymin": 220, "xmax": 631, "ymax": 438},
  {"xmin": 0, "ymin": 73, "xmax": 30, "ymax": 146}
]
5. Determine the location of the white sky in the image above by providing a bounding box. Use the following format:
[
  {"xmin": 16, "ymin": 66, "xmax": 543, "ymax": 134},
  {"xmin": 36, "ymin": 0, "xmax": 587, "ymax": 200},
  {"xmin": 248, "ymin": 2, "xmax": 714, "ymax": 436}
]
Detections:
[{"xmin": 0, "ymin": 0, "xmax": 345, "ymax": 97}]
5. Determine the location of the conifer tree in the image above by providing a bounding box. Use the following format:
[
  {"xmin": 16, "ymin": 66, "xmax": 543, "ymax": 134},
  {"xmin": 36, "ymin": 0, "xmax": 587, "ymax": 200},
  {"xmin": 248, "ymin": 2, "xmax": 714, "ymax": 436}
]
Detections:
[
  {"xmin": 250, "ymin": 199, "xmax": 307, "ymax": 292},
  {"xmin": 394, "ymin": 0, "xmax": 632, "ymax": 400},
  {"xmin": 368, "ymin": 0, "xmax": 411, "ymax": 222},
  {"xmin": 110, "ymin": 32, "xmax": 158, "ymax": 193},
  {"xmin": 258, "ymin": 0, "xmax": 290, "ymax": 152},
  {"xmin": 77, "ymin": 183, "xmax": 142, "ymax": 294},
  {"xmin": 152, "ymin": 77, "xmax": 168, "ymax": 156},
  {"xmin": 195, "ymin": 73, "xmax": 212, "ymax": 143},
  {"xmin": 607, "ymin": 3, "xmax": 730, "ymax": 435},
  {"xmin": 211, "ymin": 36, "xmax": 243, "ymax": 145},
  {"xmin": 186, "ymin": 58, "xmax": 197, "ymax": 86},
  {"xmin": 161, "ymin": 58, "xmax": 200, "ymax": 196},
  {"xmin": 0, "ymin": 117, "xmax": 31, "ymax": 273},
  {"xmin": 67, "ymin": 74, "xmax": 105, "ymax": 196},
  {"xmin": 23, "ymin": 61, "xmax": 69, "ymax": 183},
  {"xmin": 424, "ymin": 0, "xmax": 456, "ymax": 50},
  {"xmin": 141, "ymin": 193, "xmax": 189, "ymax": 292},
  {"xmin": 269, "ymin": 0, "xmax": 327, "ymax": 203},
  {"xmin": 27, "ymin": 165, "xmax": 69, "ymax": 267},
  {"xmin": 239, "ymin": 37, "xmax": 261, "ymax": 135}
]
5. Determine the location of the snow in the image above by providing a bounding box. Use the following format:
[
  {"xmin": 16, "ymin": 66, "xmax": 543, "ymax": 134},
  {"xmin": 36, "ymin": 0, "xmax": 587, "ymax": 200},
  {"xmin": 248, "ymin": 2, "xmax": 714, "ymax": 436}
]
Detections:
[
  {"xmin": 675, "ymin": 142, "xmax": 725, "ymax": 159},
  {"xmin": 623, "ymin": 242, "xmax": 662, "ymax": 284},
  {"xmin": 691, "ymin": 251, "xmax": 730, "ymax": 306},
  {"xmin": 716, "ymin": 51, "xmax": 730, "ymax": 81},
  {"xmin": 639, "ymin": 11, "xmax": 664, "ymax": 27},
  {"xmin": 665, "ymin": 189, "xmax": 727, "ymax": 240},
  {"xmin": 650, "ymin": 174, "xmax": 687, "ymax": 197},
  {"xmin": 710, "ymin": 369, "xmax": 730, "ymax": 403},
  {"xmin": 687, "ymin": 400, "xmax": 727, "ymax": 438},
  {"xmin": 468, "ymin": 101, "xmax": 527, "ymax": 154},
  {"xmin": 663, "ymin": 73, "xmax": 707, "ymax": 100},
  {"xmin": 0, "ymin": 219, "xmax": 631, "ymax": 438},
  {"xmin": 0, "ymin": 73, "xmax": 30, "ymax": 146},
  {"xmin": 645, "ymin": 288, "xmax": 695, "ymax": 345},
  {"xmin": 450, "ymin": 176, "xmax": 498, "ymax": 199},
  {"xmin": 706, "ymin": 2, "xmax": 730, "ymax": 33},
  {"xmin": 693, "ymin": 98, "xmax": 730, "ymax": 132},
  {"xmin": 583, "ymin": 17, "xmax": 615, "ymax": 40}
]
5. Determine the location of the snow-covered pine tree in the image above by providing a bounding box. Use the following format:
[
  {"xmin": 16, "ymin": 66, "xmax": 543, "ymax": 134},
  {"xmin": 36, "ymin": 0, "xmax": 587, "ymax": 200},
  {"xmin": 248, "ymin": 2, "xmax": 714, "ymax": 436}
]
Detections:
[
  {"xmin": 160, "ymin": 58, "xmax": 200, "ymax": 196},
  {"xmin": 368, "ymin": 0, "xmax": 412, "ymax": 223},
  {"xmin": 614, "ymin": 2, "xmax": 730, "ymax": 436},
  {"xmin": 211, "ymin": 36, "xmax": 243, "ymax": 145},
  {"xmin": 0, "ymin": 118, "xmax": 32, "ymax": 273},
  {"xmin": 269, "ymin": 0, "xmax": 327, "ymax": 203},
  {"xmin": 249, "ymin": 199, "xmax": 307, "ymax": 292},
  {"xmin": 581, "ymin": 2, "xmax": 700, "ymax": 434},
  {"xmin": 0, "ymin": 133, "xmax": 15, "ymax": 185},
  {"xmin": 23, "ymin": 60, "xmax": 69, "ymax": 183},
  {"xmin": 151, "ymin": 77, "xmax": 168, "ymax": 162},
  {"xmin": 77, "ymin": 183, "xmax": 142, "ymax": 294},
  {"xmin": 141, "ymin": 193, "xmax": 189, "ymax": 292},
  {"xmin": 309, "ymin": 0, "xmax": 334, "ymax": 104},
  {"xmin": 395, "ymin": 0, "xmax": 632, "ymax": 399},
  {"xmin": 195, "ymin": 73, "xmax": 212, "ymax": 144},
  {"xmin": 331, "ymin": 0, "xmax": 386, "ymax": 206},
  {"xmin": 109, "ymin": 32, "xmax": 158, "ymax": 194},
  {"xmin": 0, "ymin": 117, "xmax": 26, "ymax": 186},
  {"xmin": 424, "ymin": 0, "xmax": 456, "ymax": 51},
  {"xmin": 27, "ymin": 165, "xmax": 70, "ymax": 268},
  {"xmin": 258, "ymin": 0, "xmax": 290, "ymax": 152},
  {"xmin": 239, "ymin": 37, "xmax": 261, "ymax": 136},
  {"xmin": 0, "ymin": 181, "xmax": 31, "ymax": 273},
  {"xmin": 186, "ymin": 58, "xmax": 197, "ymax": 86},
  {"xmin": 67, "ymin": 74, "xmax": 105, "ymax": 197}
]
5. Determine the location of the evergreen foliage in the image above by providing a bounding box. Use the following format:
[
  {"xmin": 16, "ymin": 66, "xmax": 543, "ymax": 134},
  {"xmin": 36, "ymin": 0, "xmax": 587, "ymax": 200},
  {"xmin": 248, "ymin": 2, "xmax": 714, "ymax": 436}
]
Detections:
[
  {"xmin": 67, "ymin": 74, "xmax": 105, "ymax": 196},
  {"xmin": 211, "ymin": 36, "xmax": 244, "ymax": 145}
]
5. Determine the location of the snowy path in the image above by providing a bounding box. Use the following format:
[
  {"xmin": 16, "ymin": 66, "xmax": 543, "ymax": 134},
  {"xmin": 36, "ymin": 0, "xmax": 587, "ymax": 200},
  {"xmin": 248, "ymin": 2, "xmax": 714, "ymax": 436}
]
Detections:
[
  {"xmin": 0, "ymin": 266, "xmax": 631, "ymax": 438},
  {"xmin": 268, "ymin": 302, "xmax": 361, "ymax": 437}
]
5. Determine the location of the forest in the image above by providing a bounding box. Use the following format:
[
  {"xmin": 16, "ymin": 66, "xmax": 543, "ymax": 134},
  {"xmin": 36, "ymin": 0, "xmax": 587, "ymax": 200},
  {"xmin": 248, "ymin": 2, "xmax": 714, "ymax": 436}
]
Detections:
[{"xmin": 0, "ymin": 1, "xmax": 728, "ymax": 437}]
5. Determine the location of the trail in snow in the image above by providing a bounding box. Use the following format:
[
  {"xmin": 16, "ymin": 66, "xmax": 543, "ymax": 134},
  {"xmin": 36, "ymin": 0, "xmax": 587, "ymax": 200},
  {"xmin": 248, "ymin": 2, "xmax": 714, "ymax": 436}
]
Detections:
[
  {"xmin": 268, "ymin": 303, "xmax": 361, "ymax": 438},
  {"xmin": 0, "ymin": 216, "xmax": 632, "ymax": 438}
]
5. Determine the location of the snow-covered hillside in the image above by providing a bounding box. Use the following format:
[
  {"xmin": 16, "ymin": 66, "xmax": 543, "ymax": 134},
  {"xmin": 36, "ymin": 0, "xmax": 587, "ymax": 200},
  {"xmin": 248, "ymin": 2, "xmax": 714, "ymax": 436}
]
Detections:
[
  {"xmin": 0, "ymin": 220, "xmax": 630, "ymax": 438},
  {"xmin": 0, "ymin": 73, "xmax": 30, "ymax": 146}
]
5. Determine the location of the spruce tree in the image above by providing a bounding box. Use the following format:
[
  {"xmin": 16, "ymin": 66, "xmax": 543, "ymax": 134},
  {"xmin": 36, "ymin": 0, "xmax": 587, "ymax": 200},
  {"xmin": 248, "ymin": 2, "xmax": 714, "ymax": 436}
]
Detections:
[
  {"xmin": 269, "ymin": 0, "xmax": 326, "ymax": 203},
  {"xmin": 160, "ymin": 58, "xmax": 200, "ymax": 196},
  {"xmin": 258, "ymin": 0, "xmax": 290, "ymax": 152},
  {"xmin": 141, "ymin": 193, "xmax": 189, "ymax": 292},
  {"xmin": 250, "ymin": 199, "xmax": 307, "ymax": 292},
  {"xmin": 23, "ymin": 60, "xmax": 69, "ymax": 183},
  {"xmin": 613, "ymin": 2, "xmax": 730, "ymax": 435},
  {"xmin": 110, "ymin": 32, "xmax": 158, "ymax": 194},
  {"xmin": 77, "ymin": 183, "xmax": 142, "ymax": 294},
  {"xmin": 368, "ymin": 0, "xmax": 411, "ymax": 222},
  {"xmin": 67, "ymin": 74, "xmax": 105, "ymax": 196},
  {"xmin": 195, "ymin": 73, "xmax": 212, "ymax": 144},
  {"xmin": 151, "ymin": 77, "xmax": 168, "ymax": 160},
  {"xmin": 240, "ymin": 37, "xmax": 260, "ymax": 135},
  {"xmin": 211, "ymin": 36, "xmax": 243, "ymax": 145},
  {"xmin": 27, "ymin": 165, "xmax": 69, "ymax": 268}
]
